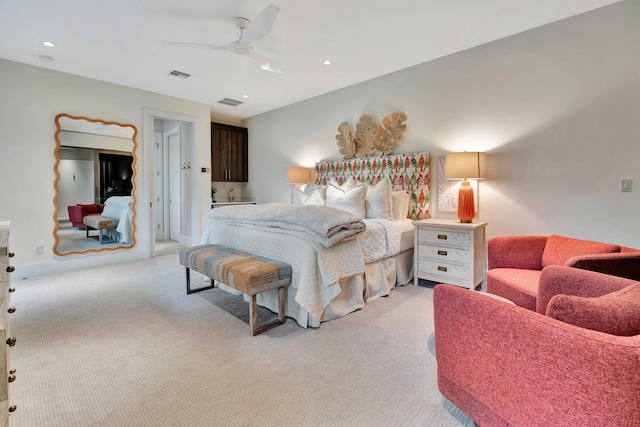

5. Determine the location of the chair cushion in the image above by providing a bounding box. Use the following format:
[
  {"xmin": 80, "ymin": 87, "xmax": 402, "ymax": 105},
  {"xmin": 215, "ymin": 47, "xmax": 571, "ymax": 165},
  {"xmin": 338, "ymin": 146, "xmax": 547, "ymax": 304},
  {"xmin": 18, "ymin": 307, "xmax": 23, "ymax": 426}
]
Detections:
[
  {"xmin": 486, "ymin": 268, "xmax": 541, "ymax": 311},
  {"xmin": 541, "ymin": 235, "xmax": 620, "ymax": 268},
  {"xmin": 546, "ymin": 283, "xmax": 640, "ymax": 336}
]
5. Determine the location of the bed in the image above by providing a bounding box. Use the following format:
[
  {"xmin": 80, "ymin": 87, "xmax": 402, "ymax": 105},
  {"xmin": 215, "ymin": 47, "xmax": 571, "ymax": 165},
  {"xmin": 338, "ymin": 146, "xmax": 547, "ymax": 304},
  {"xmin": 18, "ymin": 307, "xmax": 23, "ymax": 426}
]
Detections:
[{"xmin": 200, "ymin": 152, "xmax": 430, "ymax": 327}]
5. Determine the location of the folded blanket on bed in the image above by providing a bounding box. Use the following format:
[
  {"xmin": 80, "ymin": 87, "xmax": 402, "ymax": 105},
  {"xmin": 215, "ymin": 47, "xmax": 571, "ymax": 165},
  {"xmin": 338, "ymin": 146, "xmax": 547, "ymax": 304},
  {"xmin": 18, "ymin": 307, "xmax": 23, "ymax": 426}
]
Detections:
[{"xmin": 208, "ymin": 203, "xmax": 366, "ymax": 248}]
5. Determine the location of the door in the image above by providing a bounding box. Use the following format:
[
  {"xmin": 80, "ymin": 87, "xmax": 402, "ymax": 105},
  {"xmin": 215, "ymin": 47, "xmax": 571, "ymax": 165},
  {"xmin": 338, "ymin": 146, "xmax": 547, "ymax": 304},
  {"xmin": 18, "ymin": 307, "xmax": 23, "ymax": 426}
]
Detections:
[
  {"xmin": 154, "ymin": 132, "xmax": 166, "ymax": 240},
  {"xmin": 168, "ymin": 129, "xmax": 181, "ymax": 242}
]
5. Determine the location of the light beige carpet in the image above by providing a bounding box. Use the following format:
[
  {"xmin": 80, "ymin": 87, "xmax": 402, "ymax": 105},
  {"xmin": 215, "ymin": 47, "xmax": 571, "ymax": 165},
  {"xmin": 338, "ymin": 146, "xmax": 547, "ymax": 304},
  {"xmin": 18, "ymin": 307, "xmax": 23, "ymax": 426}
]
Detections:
[{"xmin": 9, "ymin": 254, "xmax": 473, "ymax": 427}]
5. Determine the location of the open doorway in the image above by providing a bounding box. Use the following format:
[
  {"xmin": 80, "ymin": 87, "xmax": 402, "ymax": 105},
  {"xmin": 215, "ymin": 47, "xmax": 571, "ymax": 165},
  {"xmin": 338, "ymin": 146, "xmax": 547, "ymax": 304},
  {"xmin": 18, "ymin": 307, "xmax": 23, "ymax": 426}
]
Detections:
[{"xmin": 152, "ymin": 119, "xmax": 191, "ymax": 256}]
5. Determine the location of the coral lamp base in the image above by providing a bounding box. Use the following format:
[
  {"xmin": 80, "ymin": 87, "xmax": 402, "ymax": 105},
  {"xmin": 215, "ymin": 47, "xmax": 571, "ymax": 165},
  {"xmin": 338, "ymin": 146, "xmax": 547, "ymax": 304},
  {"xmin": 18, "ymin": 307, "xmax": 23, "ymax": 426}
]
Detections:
[{"xmin": 457, "ymin": 180, "xmax": 475, "ymax": 223}]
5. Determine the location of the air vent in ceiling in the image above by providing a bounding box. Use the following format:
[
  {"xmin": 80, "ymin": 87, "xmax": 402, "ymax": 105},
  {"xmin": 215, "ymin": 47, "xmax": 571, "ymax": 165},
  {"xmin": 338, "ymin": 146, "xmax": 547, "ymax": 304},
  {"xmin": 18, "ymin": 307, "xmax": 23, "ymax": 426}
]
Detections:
[
  {"xmin": 168, "ymin": 70, "xmax": 190, "ymax": 79},
  {"xmin": 217, "ymin": 98, "xmax": 244, "ymax": 107}
]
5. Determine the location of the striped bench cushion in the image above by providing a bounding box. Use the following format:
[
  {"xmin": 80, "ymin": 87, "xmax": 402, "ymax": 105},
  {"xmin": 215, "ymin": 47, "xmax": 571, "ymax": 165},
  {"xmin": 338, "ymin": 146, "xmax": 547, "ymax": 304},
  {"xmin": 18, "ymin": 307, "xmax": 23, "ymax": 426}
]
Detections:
[
  {"xmin": 83, "ymin": 216, "xmax": 119, "ymax": 229},
  {"xmin": 179, "ymin": 245, "xmax": 291, "ymax": 295}
]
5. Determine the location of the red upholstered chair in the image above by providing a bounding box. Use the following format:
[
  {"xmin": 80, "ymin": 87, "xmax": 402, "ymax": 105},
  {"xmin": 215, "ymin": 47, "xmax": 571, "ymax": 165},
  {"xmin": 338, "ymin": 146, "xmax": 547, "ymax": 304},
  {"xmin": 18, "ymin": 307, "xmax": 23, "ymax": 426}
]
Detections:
[
  {"xmin": 486, "ymin": 234, "xmax": 640, "ymax": 311},
  {"xmin": 67, "ymin": 204, "xmax": 105, "ymax": 229},
  {"xmin": 434, "ymin": 267, "xmax": 640, "ymax": 427}
]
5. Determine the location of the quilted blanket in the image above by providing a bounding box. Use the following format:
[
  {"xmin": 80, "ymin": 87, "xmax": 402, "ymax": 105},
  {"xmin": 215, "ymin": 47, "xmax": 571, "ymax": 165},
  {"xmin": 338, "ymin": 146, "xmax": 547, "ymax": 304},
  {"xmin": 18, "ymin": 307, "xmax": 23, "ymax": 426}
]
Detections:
[{"xmin": 208, "ymin": 203, "xmax": 365, "ymax": 248}]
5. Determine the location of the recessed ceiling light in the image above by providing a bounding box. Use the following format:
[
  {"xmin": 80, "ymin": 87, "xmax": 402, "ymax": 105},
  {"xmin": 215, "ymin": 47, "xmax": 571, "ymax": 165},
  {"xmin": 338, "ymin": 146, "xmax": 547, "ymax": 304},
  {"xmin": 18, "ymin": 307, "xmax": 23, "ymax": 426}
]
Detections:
[
  {"xmin": 242, "ymin": 94, "xmax": 249, "ymax": 99},
  {"xmin": 42, "ymin": 41, "xmax": 56, "ymax": 48},
  {"xmin": 323, "ymin": 59, "xmax": 332, "ymax": 65}
]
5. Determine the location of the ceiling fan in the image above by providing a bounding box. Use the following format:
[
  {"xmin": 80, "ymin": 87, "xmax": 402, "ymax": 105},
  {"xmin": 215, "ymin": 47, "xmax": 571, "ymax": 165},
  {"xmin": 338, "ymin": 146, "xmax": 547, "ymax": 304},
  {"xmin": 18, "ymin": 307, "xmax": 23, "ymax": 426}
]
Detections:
[{"xmin": 163, "ymin": 3, "xmax": 283, "ymax": 74}]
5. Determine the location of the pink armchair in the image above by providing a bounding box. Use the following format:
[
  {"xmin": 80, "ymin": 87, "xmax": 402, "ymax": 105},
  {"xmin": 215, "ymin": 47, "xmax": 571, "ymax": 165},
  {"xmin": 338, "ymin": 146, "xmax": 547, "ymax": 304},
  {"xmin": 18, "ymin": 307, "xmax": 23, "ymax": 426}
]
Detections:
[
  {"xmin": 487, "ymin": 234, "xmax": 640, "ymax": 311},
  {"xmin": 434, "ymin": 267, "xmax": 640, "ymax": 426}
]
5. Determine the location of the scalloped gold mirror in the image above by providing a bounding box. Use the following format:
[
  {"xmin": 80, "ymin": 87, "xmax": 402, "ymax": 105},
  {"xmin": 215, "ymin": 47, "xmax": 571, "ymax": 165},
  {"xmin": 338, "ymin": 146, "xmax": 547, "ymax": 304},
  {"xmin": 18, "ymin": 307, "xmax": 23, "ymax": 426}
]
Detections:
[{"xmin": 53, "ymin": 113, "xmax": 138, "ymax": 256}]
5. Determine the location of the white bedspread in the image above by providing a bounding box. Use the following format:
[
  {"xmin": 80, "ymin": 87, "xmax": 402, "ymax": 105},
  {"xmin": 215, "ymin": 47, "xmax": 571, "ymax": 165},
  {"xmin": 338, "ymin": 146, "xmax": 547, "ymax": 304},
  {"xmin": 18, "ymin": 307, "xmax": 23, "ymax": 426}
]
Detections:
[
  {"xmin": 207, "ymin": 203, "xmax": 365, "ymax": 248},
  {"xmin": 102, "ymin": 196, "xmax": 134, "ymax": 244},
  {"xmin": 201, "ymin": 205, "xmax": 409, "ymax": 325}
]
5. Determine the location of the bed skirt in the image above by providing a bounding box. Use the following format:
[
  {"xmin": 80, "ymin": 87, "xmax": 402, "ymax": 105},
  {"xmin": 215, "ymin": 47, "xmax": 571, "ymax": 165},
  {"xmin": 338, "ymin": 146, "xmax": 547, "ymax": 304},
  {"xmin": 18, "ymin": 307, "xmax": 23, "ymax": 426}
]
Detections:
[{"xmin": 228, "ymin": 248, "xmax": 415, "ymax": 328}]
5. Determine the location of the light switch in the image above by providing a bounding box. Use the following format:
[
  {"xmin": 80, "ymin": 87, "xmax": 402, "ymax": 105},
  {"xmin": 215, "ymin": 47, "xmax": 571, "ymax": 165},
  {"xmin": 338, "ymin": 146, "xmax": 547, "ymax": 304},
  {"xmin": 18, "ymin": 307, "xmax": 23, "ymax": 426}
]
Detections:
[{"xmin": 621, "ymin": 178, "xmax": 632, "ymax": 192}]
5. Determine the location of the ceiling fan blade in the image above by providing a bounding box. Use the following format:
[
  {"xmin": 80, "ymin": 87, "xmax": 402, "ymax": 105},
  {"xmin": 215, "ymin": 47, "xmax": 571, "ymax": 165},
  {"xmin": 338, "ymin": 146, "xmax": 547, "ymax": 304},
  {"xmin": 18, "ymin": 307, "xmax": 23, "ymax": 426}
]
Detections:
[
  {"xmin": 241, "ymin": 3, "xmax": 279, "ymax": 43},
  {"xmin": 162, "ymin": 40, "xmax": 228, "ymax": 50},
  {"xmin": 248, "ymin": 50, "xmax": 283, "ymax": 74}
]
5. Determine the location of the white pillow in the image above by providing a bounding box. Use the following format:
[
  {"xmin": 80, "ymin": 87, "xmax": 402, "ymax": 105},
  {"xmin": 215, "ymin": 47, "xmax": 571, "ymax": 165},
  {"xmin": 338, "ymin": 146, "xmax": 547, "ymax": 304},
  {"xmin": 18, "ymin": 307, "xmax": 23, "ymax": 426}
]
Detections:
[
  {"xmin": 291, "ymin": 187, "xmax": 309, "ymax": 205},
  {"xmin": 326, "ymin": 178, "xmax": 367, "ymax": 219},
  {"xmin": 304, "ymin": 184, "xmax": 327, "ymax": 200},
  {"xmin": 391, "ymin": 191, "xmax": 410, "ymax": 219},
  {"xmin": 365, "ymin": 179, "xmax": 393, "ymax": 220},
  {"xmin": 291, "ymin": 187, "xmax": 325, "ymax": 206}
]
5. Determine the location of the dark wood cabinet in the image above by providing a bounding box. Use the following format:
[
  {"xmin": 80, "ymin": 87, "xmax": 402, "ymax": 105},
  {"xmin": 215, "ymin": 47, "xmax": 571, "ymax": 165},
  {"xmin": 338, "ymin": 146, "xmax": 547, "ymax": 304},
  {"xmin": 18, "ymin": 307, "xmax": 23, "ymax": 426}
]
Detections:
[{"xmin": 211, "ymin": 122, "xmax": 248, "ymax": 182}]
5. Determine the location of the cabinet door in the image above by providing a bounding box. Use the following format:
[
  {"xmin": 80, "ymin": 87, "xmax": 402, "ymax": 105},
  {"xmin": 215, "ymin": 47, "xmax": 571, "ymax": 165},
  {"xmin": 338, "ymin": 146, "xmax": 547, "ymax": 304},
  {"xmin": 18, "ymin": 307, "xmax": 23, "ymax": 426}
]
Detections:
[{"xmin": 211, "ymin": 123, "xmax": 248, "ymax": 182}]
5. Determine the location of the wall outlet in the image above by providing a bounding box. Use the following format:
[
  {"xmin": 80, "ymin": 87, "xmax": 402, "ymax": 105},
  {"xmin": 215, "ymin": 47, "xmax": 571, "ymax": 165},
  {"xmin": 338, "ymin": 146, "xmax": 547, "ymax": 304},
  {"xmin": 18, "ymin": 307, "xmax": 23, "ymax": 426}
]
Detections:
[
  {"xmin": 35, "ymin": 245, "xmax": 43, "ymax": 255},
  {"xmin": 621, "ymin": 178, "xmax": 632, "ymax": 192}
]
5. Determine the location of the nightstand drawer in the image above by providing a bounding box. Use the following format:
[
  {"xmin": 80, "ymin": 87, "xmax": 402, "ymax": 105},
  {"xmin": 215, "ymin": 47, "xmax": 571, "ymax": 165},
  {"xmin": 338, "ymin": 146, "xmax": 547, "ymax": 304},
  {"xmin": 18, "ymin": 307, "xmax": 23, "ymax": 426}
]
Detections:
[
  {"xmin": 419, "ymin": 245, "xmax": 469, "ymax": 264},
  {"xmin": 419, "ymin": 229, "xmax": 469, "ymax": 248},
  {"xmin": 418, "ymin": 259, "xmax": 470, "ymax": 281}
]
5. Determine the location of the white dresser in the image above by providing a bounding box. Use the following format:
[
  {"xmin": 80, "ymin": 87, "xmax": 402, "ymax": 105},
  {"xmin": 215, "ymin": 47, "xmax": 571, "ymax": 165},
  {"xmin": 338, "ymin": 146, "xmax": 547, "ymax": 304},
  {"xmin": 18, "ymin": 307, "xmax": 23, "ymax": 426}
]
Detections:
[
  {"xmin": 413, "ymin": 219, "xmax": 488, "ymax": 290},
  {"xmin": 0, "ymin": 221, "xmax": 16, "ymax": 423}
]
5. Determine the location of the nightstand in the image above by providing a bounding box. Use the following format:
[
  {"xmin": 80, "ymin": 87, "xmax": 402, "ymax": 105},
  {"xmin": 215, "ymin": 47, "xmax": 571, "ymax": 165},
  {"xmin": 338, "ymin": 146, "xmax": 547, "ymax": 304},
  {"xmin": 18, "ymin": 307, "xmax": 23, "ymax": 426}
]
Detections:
[{"xmin": 413, "ymin": 219, "xmax": 488, "ymax": 290}]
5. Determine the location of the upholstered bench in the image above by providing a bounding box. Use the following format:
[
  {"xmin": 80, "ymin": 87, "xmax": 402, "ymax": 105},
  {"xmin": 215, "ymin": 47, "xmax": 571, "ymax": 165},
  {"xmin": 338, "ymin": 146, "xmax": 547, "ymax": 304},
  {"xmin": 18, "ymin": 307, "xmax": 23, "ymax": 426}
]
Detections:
[
  {"xmin": 83, "ymin": 216, "xmax": 119, "ymax": 244},
  {"xmin": 179, "ymin": 244, "xmax": 292, "ymax": 336}
]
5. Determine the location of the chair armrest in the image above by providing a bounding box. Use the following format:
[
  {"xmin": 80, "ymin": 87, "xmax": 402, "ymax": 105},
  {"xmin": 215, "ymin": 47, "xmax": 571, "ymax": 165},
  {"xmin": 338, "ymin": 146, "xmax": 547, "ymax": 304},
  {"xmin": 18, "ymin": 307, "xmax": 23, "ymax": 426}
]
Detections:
[
  {"xmin": 433, "ymin": 284, "xmax": 640, "ymax": 427},
  {"xmin": 67, "ymin": 205, "xmax": 85, "ymax": 222},
  {"xmin": 566, "ymin": 252, "xmax": 640, "ymax": 281},
  {"xmin": 97, "ymin": 204, "xmax": 105, "ymax": 213},
  {"xmin": 487, "ymin": 236, "xmax": 548, "ymax": 270},
  {"xmin": 536, "ymin": 265, "xmax": 638, "ymax": 314}
]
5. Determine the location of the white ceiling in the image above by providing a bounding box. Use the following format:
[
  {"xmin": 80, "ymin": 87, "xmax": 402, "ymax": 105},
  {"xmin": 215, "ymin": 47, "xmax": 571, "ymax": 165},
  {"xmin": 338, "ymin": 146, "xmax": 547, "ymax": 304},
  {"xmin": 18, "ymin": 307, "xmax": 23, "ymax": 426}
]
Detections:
[{"xmin": 0, "ymin": 0, "xmax": 621, "ymax": 121}]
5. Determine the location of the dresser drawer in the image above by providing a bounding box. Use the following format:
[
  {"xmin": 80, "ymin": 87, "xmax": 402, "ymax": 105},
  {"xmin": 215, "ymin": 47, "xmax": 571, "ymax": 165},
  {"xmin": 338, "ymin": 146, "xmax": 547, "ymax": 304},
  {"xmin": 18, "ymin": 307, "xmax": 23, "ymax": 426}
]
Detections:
[
  {"xmin": 419, "ymin": 245, "xmax": 469, "ymax": 264},
  {"xmin": 419, "ymin": 229, "xmax": 470, "ymax": 248},
  {"xmin": 418, "ymin": 259, "xmax": 470, "ymax": 281}
]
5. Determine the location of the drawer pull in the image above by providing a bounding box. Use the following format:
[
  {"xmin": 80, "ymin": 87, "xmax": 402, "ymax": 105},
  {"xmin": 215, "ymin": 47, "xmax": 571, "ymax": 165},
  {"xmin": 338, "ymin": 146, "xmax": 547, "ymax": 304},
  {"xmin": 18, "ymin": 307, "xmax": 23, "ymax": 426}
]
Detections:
[
  {"xmin": 6, "ymin": 266, "xmax": 14, "ymax": 273},
  {"xmin": 8, "ymin": 288, "xmax": 15, "ymax": 293},
  {"xmin": 7, "ymin": 307, "xmax": 16, "ymax": 314},
  {"xmin": 8, "ymin": 405, "xmax": 16, "ymax": 413},
  {"xmin": 6, "ymin": 337, "xmax": 16, "ymax": 347},
  {"xmin": 437, "ymin": 266, "xmax": 448, "ymax": 272},
  {"xmin": 7, "ymin": 375, "xmax": 15, "ymax": 383},
  {"xmin": 9, "ymin": 369, "xmax": 15, "ymax": 375},
  {"xmin": 8, "ymin": 252, "xmax": 15, "ymax": 258},
  {"xmin": 437, "ymin": 234, "xmax": 448, "ymax": 240},
  {"xmin": 437, "ymin": 250, "xmax": 448, "ymax": 256}
]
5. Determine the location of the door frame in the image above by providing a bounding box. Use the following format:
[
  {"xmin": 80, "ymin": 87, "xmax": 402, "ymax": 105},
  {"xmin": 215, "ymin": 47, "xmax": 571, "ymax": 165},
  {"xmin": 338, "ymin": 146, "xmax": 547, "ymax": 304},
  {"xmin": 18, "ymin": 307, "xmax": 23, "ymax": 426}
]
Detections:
[{"xmin": 142, "ymin": 109, "xmax": 198, "ymax": 258}]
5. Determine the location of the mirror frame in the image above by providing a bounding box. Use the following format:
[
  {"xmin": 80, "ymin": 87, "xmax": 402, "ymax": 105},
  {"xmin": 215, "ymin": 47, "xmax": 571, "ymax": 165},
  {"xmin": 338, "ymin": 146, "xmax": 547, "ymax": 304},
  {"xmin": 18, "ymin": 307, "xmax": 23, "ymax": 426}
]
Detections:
[{"xmin": 53, "ymin": 113, "xmax": 138, "ymax": 256}]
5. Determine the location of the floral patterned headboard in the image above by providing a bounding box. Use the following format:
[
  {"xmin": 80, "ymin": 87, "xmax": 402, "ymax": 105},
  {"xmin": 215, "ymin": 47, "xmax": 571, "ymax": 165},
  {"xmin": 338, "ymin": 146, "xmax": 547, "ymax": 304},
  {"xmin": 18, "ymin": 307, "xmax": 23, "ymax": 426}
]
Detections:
[{"xmin": 315, "ymin": 152, "xmax": 430, "ymax": 220}]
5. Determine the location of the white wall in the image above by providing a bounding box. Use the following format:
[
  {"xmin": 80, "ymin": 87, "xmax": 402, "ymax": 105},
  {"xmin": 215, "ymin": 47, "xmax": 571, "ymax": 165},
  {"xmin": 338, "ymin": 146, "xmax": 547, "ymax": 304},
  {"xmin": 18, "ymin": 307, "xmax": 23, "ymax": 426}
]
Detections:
[
  {"xmin": 244, "ymin": 1, "xmax": 640, "ymax": 249},
  {"xmin": 0, "ymin": 59, "xmax": 212, "ymax": 276}
]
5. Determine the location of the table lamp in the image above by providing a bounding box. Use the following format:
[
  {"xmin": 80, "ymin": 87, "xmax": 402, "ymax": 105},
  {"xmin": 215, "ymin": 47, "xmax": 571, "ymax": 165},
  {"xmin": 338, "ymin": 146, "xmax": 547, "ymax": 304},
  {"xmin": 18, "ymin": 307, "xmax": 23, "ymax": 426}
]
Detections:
[
  {"xmin": 444, "ymin": 152, "xmax": 486, "ymax": 223},
  {"xmin": 285, "ymin": 167, "xmax": 310, "ymax": 189}
]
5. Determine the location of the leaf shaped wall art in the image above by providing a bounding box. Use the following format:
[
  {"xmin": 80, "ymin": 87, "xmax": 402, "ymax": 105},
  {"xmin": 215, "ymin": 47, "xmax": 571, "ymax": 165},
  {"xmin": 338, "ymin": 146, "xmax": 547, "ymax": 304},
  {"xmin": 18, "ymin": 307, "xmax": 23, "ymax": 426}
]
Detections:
[
  {"xmin": 373, "ymin": 112, "xmax": 407, "ymax": 155},
  {"xmin": 336, "ymin": 121, "xmax": 355, "ymax": 159},
  {"xmin": 354, "ymin": 114, "xmax": 378, "ymax": 156}
]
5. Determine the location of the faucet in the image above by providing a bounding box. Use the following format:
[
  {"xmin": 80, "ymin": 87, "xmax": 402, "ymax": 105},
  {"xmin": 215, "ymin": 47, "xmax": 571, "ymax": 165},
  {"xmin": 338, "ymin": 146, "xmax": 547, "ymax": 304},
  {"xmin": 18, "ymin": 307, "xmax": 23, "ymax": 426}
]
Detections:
[{"xmin": 229, "ymin": 188, "xmax": 235, "ymax": 202}]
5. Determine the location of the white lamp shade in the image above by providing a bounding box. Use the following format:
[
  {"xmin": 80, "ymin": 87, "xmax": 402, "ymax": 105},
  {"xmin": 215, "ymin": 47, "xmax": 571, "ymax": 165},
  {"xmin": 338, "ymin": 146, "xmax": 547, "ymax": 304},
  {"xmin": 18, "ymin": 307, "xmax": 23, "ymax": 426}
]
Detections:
[
  {"xmin": 445, "ymin": 152, "xmax": 487, "ymax": 180},
  {"xmin": 285, "ymin": 167, "xmax": 310, "ymax": 184}
]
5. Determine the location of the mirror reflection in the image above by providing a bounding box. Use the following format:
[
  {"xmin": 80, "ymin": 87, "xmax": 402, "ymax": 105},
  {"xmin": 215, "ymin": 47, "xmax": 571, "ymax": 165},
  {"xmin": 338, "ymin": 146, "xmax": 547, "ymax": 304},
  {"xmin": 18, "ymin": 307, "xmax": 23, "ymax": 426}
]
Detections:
[{"xmin": 53, "ymin": 114, "xmax": 137, "ymax": 255}]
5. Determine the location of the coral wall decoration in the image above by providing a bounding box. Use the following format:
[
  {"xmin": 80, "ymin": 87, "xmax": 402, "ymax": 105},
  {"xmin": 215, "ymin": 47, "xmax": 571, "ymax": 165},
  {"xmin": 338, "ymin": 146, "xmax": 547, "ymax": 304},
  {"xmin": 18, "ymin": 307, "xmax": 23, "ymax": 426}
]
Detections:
[{"xmin": 315, "ymin": 152, "xmax": 430, "ymax": 220}]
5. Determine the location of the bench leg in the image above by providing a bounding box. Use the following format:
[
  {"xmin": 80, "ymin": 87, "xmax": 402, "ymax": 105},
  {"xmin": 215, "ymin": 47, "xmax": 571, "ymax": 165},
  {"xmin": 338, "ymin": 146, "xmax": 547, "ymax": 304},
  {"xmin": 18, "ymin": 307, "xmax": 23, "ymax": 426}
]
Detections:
[
  {"xmin": 185, "ymin": 267, "xmax": 216, "ymax": 295},
  {"xmin": 250, "ymin": 286, "xmax": 288, "ymax": 336}
]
